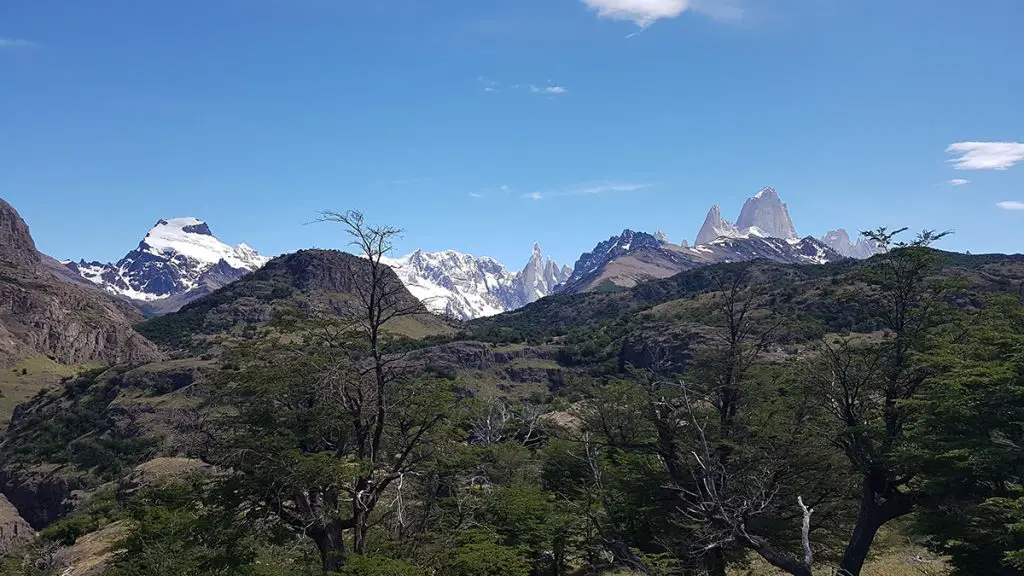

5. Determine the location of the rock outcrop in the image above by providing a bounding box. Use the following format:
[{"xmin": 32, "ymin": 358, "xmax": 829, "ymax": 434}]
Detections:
[{"xmin": 0, "ymin": 197, "xmax": 163, "ymax": 366}]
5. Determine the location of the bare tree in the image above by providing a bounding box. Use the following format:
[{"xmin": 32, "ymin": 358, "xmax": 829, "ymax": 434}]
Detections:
[
  {"xmin": 217, "ymin": 210, "xmax": 451, "ymax": 571},
  {"xmin": 315, "ymin": 210, "xmax": 447, "ymax": 556}
]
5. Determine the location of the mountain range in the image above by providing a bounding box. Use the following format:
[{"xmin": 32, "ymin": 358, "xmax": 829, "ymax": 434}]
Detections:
[
  {"xmin": 384, "ymin": 245, "xmax": 571, "ymax": 320},
  {"xmin": 2, "ymin": 192, "xmax": 1019, "ymax": 575},
  {"xmin": 53, "ymin": 186, "xmax": 881, "ymax": 320}
]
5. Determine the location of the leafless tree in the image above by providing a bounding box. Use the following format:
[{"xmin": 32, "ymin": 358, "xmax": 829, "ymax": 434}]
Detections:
[{"xmin": 218, "ymin": 211, "xmax": 451, "ymax": 571}]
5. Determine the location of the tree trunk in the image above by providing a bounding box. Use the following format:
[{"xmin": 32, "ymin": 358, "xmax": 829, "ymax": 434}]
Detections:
[
  {"xmin": 705, "ymin": 546, "xmax": 727, "ymax": 576},
  {"xmin": 838, "ymin": 509, "xmax": 880, "ymax": 576},
  {"xmin": 313, "ymin": 522, "xmax": 347, "ymax": 572},
  {"xmin": 353, "ymin": 508, "xmax": 369, "ymax": 554}
]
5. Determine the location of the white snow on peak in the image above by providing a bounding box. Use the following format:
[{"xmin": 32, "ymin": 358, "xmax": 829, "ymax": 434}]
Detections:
[
  {"xmin": 76, "ymin": 262, "xmax": 107, "ymax": 285},
  {"xmin": 383, "ymin": 249, "xmax": 513, "ymax": 320},
  {"xmin": 67, "ymin": 216, "xmax": 270, "ymax": 305},
  {"xmin": 382, "ymin": 245, "xmax": 569, "ymax": 320},
  {"xmin": 142, "ymin": 217, "xmax": 270, "ymax": 270}
]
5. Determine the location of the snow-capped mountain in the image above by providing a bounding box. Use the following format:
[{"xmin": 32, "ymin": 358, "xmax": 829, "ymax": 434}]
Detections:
[
  {"xmin": 383, "ymin": 244, "xmax": 570, "ymax": 321},
  {"xmin": 694, "ymin": 186, "xmax": 796, "ymax": 246},
  {"xmin": 819, "ymin": 229, "xmax": 883, "ymax": 259},
  {"xmin": 66, "ymin": 217, "xmax": 268, "ymax": 313}
]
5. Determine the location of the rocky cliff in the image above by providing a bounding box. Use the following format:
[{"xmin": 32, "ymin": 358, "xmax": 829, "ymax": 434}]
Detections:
[{"xmin": 0, "ymin": 198, "xmax": 163, "ymax": 366}]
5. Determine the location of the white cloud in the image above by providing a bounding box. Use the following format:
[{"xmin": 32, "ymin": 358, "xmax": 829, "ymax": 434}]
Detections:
[
  {"xmin": 0, "ymin": 37, "xmax": 37, "ymax": 48},
  {"xmin": 566, "ymin": 182, "xmax": 649, "ymax": 195},
  {"xmin": 947, "ymin": 142, "xmax": 1024, "ymax": 171},
  {"xmin": 469, "ymin": 192, "xmax": 484, "ymax": 198},
  {"xmin": 949, "ymin": 179, "xmax": 970, "ymax": 187},
  {"xmin": 531, "ymin": 84, "xmax": 567, "ymax": 95},
  {"xmin": 523, "ymin": 182, "xmax": 652, "ymax": 201},
  {"xmin": 582, "ymin": 0, "xmax": 690, "ymax": 27},
  {"xmin": 581, "ymin": 0, "xmax": 742, "ymax": 27},
  {"xmin": 997, "ymin": 201, "xmax": 1024, "ymax": 211},
  {"xmin": 481, "ymin": 79, "xmax": 567, "ymax": 95}
]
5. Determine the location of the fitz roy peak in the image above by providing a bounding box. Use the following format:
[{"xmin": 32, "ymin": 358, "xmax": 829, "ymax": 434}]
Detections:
[
  {"xmin": 557, "ymin": 186, "xmax": 873, "ymax": 295},
  {"xmin": 735, "ymin": 186, "xmax": 798, "ymax": 240},
  {"xmin": 383, "ymin": 244, "xmax": 570, "ymax": 321},
  {"xmin": 66, "ymin": 217, "xmax": 269, "ymax": 314},
  {"xmin": 694, "ymin": 186, "xmax": 797, "ymax": 246}
]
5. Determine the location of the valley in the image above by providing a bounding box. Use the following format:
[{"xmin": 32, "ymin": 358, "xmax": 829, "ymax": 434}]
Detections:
[{"xmin": 1, "ymin": 195, "xmax": 1022, "ymax": 575}]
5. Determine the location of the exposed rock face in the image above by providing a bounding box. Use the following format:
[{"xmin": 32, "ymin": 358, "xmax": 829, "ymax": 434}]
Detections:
[
  {"xmin": 694, "ymin": 187, "xmax": 798, "ymax": 246},
  {"xmin": 735, "ymin": 186, "xmax": 798, "ymax": 239},
  {"xmin": 0, "ymin": 467, "xmax": 83, "ymax": 529},
  {"xmin": 695, "ymin": 204, "xmax": 741, "ymax": 246},
  {"xmin": 0, "ymin": 199, "xmax": 40, "ymax": 272},
  {"xmin": 820, "ymin": 228, "xmax": 883, "ymax": 259},
  {"xmin": 558, "ymin": 230, "xmax": 666, "ymax": 294},
  {"xmin": 0, "ymin": 492, "xmax": 33, "ymax": 551},
  {"xmin": 0, "ymin": 197, "xmax": 163, "ymax": 366}
]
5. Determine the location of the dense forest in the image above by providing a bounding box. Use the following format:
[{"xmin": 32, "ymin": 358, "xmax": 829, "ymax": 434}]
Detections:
[{"xmin": 2, "ymin": 214, "xmax": 1023, "ymax": 576}]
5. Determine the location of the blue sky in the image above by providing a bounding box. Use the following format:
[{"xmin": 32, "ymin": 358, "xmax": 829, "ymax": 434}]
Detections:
[{"xmin": 2, "ymin": 0, "xmax": 1022, "ymax": 269}]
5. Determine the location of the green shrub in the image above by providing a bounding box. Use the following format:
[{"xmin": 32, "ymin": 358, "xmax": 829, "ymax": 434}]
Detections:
[
  {"xmin": 440, "ymin": 540, "xmax": 531, "ymax": 576},
  {"xmin": 337, "ymin": 556, "xmax": 426, "ymax": 576}
]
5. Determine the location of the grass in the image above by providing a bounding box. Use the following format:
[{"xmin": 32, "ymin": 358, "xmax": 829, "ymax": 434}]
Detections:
[
  {"xmin": 0, "ymin": 356, "xmax": 98, "ymax": 431},
  {"xmin": 383, "ymin": 313, "xmax": 456, "ymax": 339}
]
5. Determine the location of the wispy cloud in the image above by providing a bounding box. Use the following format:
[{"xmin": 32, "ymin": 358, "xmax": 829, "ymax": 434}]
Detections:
[
  {"xmin": 522, "ymin": 181, "xmax": 652, "ymax": 201},
  {"xmin": 469, "ymin": 192, "xmax": 484, "ymax": 198},
  {"xmin": 947, "ymin": 142, "xmax": 1024, "ymax": 171},
  {"xmin": 582, "ymin": 0, "xmax": 743, "ymax": 28},
  {"xmin": 530, "ymin": 84, "xmax": 567, "ymax": 95},
  {"xmin": 0, "ymin": 37, "xmax": 38, "ymax": 49},
  {"xmin": 479, "ymin": 78, "xmax": 568, "ymax": 96},
  {"xmin": 385, "ymin": 177, "xmax": 432, "ymax": 186},
  {"xmin": 997, "ymin": 201, "xmax": 1024, "ymax": 211},
  {"xmin": 566, "ymin": 182, "xmax": 650, "ymax": 195},
  {"xmin": 478, "ymin": 77, "xmax": 501, "ymax": 93},
  {"xmin": 949, "ymin": 178, "xmax": 971, "ymax": 187}
]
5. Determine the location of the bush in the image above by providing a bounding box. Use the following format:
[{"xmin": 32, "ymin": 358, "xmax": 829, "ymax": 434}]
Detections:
[
  {"xmin": 440, "ymin": 540, "xmax": 531, "ymax": 576},
  {"xmin": 337, "ymin": 556, "xmax": 426, "ymax": 576}
]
